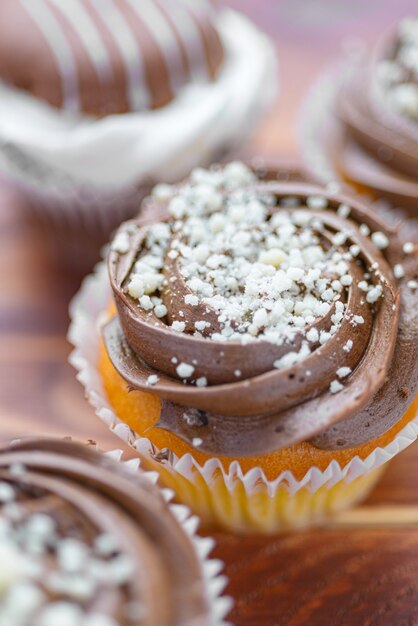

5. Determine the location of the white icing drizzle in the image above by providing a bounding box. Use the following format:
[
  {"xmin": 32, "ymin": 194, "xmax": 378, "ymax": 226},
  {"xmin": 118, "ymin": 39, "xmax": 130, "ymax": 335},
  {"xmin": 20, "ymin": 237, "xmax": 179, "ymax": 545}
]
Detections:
[
  {"xmin": 157, "ymin": 0, "xmax": 209, "ymax": 83},
  {"xmin": 90, "ymin": 0, "xmax": 151, "ymax": 110},
  {"xmin": 125, "ymin": 0, "xmax": 186, "ymax": 96},
  {"xmin": 0, "ymin": 10, "xmax": 277, "ymax": 188},
  {"xmin": 18, "ymin": 0, "xmax": 79, "ymax": 111},
  {"xmin": 49, "ymin": 0, "xmax": 113, "ymax": 85}
]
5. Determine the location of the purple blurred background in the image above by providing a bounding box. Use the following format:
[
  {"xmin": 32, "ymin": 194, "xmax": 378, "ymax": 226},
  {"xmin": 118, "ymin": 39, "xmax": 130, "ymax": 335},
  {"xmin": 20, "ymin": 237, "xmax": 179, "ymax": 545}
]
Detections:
[{"xmin": 220, "ymin": 0, "xmax": 417, "ymax": 157}]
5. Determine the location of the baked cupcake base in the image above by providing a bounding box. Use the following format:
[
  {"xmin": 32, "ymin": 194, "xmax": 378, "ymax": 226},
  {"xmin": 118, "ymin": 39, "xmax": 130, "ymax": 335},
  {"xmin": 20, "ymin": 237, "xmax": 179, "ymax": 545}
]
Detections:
[{"xmin": 69, "ymin": 262, "xmax": 418, "ymax": 533}]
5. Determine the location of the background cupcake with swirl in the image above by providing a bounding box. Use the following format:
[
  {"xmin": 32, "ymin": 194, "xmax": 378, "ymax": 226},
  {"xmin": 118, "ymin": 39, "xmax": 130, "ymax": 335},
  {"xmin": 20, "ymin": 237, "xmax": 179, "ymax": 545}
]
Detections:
[
  {"xmin": 70, "ymin": 161, "xmax": 418, "ymax": 534},
  {"xmin": 0, "ymin": 437, "xmax": 231, "ymax": 625},
  {"xmin": 0, "ymin": 0, "xmax": 276, "ymax": 273},
  {"xmin": 300, "ymin": 16, "xmax": 418, "ymax": 235}
]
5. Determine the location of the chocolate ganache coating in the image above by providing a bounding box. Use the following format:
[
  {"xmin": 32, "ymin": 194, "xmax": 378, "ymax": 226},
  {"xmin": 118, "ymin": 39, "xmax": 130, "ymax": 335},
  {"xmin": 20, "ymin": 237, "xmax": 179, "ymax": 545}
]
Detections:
[
  {"xmin": 333, "ymin": 17, "xmax": 418, "ymax": 218},
  {"xmin": 104, "ymin": 162, "xmax": 418, "ymax": 457},
  {"xmin": 0, "ymin": 437, "xmax": 213, "ymax": 626},
  {"xmin": 0, "ymin": 0, "xmax": 224, "ymax": 116}
]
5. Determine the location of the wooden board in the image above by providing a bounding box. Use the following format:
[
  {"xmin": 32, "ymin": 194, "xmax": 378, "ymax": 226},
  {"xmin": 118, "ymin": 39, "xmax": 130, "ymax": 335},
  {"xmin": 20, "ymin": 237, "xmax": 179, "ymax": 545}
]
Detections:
[{"xmin": 1, "ymin": 3, "xmax": 418, "ymax": 624}]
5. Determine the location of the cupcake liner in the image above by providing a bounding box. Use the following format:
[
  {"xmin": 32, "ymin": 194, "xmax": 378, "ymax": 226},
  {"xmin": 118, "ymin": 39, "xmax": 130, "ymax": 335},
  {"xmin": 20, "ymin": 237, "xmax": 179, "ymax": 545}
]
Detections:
[
  {"xmin": 103, "ymin": 447, "xmax": 232, "ymax": 626},
  {"xmin": 0, "ymin": 10, "xmax": 277, "ymax": 273},
  {"xmin": 69, "ymin": 262, "xmax": 418, "ymax": 533}
]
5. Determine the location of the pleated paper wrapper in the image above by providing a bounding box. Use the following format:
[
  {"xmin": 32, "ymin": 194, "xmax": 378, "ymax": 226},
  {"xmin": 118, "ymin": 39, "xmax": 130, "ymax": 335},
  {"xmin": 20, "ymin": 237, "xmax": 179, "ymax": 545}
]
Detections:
[{"xmin": 69, "ymin": 262, "xmax": 418, "ymax": 534}]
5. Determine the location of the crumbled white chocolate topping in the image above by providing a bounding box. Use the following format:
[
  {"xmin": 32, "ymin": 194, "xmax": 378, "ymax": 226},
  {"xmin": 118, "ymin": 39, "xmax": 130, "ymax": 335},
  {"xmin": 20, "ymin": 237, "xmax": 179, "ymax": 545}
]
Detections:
[
  {"xmin": 377, "ymin": 18, "xmax": 418, "ymax": 120},
  {"xmin": 176, "ymin": 363, "xmax": 195, "ymax": 379},
  {"xmin": 125, "ymin": 163, "xmax": 390, "ymax": 388},
  {"xmin": 403, "ymin": 241, "xmax": 414, "ymax": 254},
  {"xmin": 330, "ymin": 380, "xmax": 344, "ymax": 394},
  {"xmin": 0, "ymin": 481, "xmax": 135, "ymax": 626},
  {"xmin": 394, "ymin": 264, "xmax": 405, "ymax": 279}
]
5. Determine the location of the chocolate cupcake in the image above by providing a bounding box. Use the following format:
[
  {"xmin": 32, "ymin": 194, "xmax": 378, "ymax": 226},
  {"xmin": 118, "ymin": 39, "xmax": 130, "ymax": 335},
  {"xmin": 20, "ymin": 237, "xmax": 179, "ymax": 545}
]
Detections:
[
  {"xmin": 0, "ymin": 437, "xmax": 230, "ymax": 625},
  {"xmin": 70, "ymin": 161, "xmax": 418, "ymax": 533},
  {"xmin": 301, "ymin": 17, "xmax": 418, "ymax": 230},
  {"xmin": 0, "ymin": 0, "xmax": 276, "ymax": 272}
]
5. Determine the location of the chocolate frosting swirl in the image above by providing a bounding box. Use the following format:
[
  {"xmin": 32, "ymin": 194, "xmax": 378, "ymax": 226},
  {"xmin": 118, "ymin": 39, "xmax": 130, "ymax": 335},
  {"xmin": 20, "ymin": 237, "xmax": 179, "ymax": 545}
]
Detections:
[
  {"xmin": 333, "ymin": 18, "xmax": 418, "ymax": 218},
  {"xmin": 104, "ymin": 163, "xmax": 418, "ymax": 457},
  {"xmin": 0, "ymin": 438, "xmax": 213, "ymax": 626}
]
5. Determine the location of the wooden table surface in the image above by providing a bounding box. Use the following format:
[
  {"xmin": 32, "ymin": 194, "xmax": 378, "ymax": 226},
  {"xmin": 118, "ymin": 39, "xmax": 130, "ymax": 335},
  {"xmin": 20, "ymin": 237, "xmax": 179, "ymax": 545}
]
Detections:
[{"xmin": 1, "ymin": 3, "xmax": 418, "ymax": 625}]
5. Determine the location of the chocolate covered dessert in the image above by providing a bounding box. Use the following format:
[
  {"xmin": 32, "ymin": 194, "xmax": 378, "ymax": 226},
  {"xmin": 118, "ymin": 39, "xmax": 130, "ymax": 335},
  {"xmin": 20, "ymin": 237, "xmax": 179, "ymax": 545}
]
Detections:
[
  {"xmin": 0, "ymin": 437, "xmax": 229, "ymax": 625},
  {"xmin": 0, "ymin": 0, "xmax": 223, "ymax": 116},
  {"xmin": 0, "ymin": 1, "xmax": 277, "ymax": 272},
  {"xmin": 103, "ymin": 162, "xmax": 418, "ymax": 458},
  {"xmin": 68, "ymin": 161, "xmax": 417, "ymax": 531}
]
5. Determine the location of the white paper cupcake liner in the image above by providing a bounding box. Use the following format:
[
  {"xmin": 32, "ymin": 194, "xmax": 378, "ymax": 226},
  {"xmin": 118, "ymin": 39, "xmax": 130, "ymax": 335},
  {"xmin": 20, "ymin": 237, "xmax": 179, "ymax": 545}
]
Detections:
[
  {"xmin": 68, "ymin": 261, "xmax": 418, "ymax": 501},
  {"xmin": 104, "ymin": 447, "xmax": 232, "ymax": 626},
  {"xmin": 0, "ymin": 9, "xmax": 277, "ymax": 274}
]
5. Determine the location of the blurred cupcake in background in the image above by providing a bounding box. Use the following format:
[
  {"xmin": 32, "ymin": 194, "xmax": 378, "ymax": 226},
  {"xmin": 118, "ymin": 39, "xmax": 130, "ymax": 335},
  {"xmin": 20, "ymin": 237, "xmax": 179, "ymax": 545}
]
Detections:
[
  {"xmin": 70, "ymin": 161, "xmax": 418, "ymax": 533},
  {"xmin": 0, "ymin": 437, "xmax": 231, "ymax": 625},
  {"xmin": 0, "ymin": 0, "xmax": 277, "ymax": 272},
  {"xmin": 300, "ymin": 16, "xmax": 418, "ymax": 236}
]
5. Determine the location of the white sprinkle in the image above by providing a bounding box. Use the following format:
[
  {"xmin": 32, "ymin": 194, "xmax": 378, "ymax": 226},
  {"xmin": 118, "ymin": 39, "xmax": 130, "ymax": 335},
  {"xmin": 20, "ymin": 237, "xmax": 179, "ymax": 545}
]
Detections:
[
  {"xmin": 259, "ymin": 248, "xmax": 287, "ymax": 267},
  {"xmin": 195, "ymin": 321, "xmax": 209, "ymax": 332},
  {"xmin": 330, "ymin": 380, "xmax": 344, "ymax": 394},
  {"xmin": 321, "ymin": 288, "xmax": 335, "ymax": 301},
  {"xmin": 343, "ymin": 339, "xmax": 353, "ymax": 352},
  {"xmin": 403, "ymin": 242, "xmax": 414, "ymax": 254},
  {"xmin": 340, "ymin": 274, "xmax": 353, "ymax": 286},
  {"xmin": 408, "ymin": 280, "xmax": 418, "ymax": 290},
  {"xmin": 366, "ymin": 285, "xmax": 383, "ymax": 303},
  {"xmin": 371, "ymin": 231, "xmax": 389, "ymax": 249},
  {"xmin": 350, "ymin": 244, "xmax": 361, "ymax": 257},
  {"xmin": 192, "ymin": 438, "xmax": 203, "ymax": 447},
  {"xmin": 353, "ymin": 315, "xmax": 365, "ymax": 324},
  {"xmin": 234, "ymin": 370, "xmax": 242, "ymax": 377},
  {"xmin": 9, "ymin": 463, "xmax": 26, "ymax": 476},
  {"xmin": 253, "ymin": 308, "xmax": 269, "ymax": 328},
  {"xmin": 58, "ymin": 539, "xmax": 88, "ymax": 573},
  {"xmin": 139, "ymin": 295, "xmax": 153, "ymax": 311},
  {"xmin": 185, "ymin": 294, "xmax": 199, "ymax": 306},
  {"xmin": 152, "ymin": 183, "xmax": 172, "ymax": 202},
  {"xmin": 176, "ymin": 363, "xmax": 195, "ymax": 379},
  {"xmin": 154, "ymin": 304, "xmax": 168, "ymax": 318},
  {"xmin": 111, "ymin": 231, "xmax": 130, "ymax": 254},
  {"xmin": 146, "ymin": 375, "xmax": 159, "ymax": 386},
  {"xmin": 171, "ymin": 357, "xmax": 178, "ymax": 364},
  {"xmin": 306, "ymin": 328, "xmax": 319, "ymax": 343},
  {"xmin": 336, "ymin": 366, "xmax": 352, "ymax": 378},
  {"xmin": 307, "ymin": 195, "xmax": 328, "ymax": 210},
  {"xmin": 360, "ymin": 224, "xmax": 371, "ymax": 237},
  {"xmin": 37, "ymin": 602, "xmax": 83, "ymax": 626},
  {"xmin": 171, "ymin": 321, "xmax": 186, "ymax": 332},
  {"xmin": 0, "ymin": 482, "xmax": 14, "ymax": 502},
  {"xmin": 94, "ymin": 534, "xmax": 119, "ymax": 556},
  {"xmin": 394, "ymin": 264, "xmax": 405, "ymax": 279},
  {"xmin": 337, "ymin": 203, "xmax": 351, "ymax": 218},
  {"xmin": 196, "ymin": 377, "xmax": 208, "ymax": 387},
  {"xmin": 333, "ymin": 232, "xmax": 348, "ymax": 246}
]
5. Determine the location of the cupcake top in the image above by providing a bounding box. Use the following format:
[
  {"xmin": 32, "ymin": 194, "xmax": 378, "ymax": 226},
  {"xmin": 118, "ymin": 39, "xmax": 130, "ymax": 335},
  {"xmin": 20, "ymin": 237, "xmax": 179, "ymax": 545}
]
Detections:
[
  {"xmin": 104, "ymin": 162, "xmax": 418, "ymax": 457},
  {"xmin": 0, "ymin": 437, "xmax": 219, "ymax": 626},
  {"xmin": 315, "ymin": 16, "xmax": 418, "ymax": 218},
  {"xmin": 0, "ymin": 0, "xmax": 223, "ymax": 116}
]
